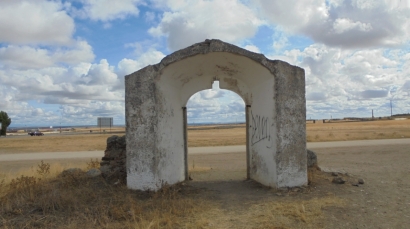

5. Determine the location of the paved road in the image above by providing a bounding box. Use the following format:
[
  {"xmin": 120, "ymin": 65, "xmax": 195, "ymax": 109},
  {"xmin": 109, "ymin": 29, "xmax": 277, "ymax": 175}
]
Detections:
[
  {"xmin": 0, "ymin": 138, "xmax": 408, "ymax": 161},
  {"xmin": 189, "ymin": 138, "xmax": 410, "ymax": 153},
  {"xmin": 307, "ymin": 138, "xmax": 409, "ymax": 148},
  {"xmin": 0, "ymin": 151, "xmax": 104, "ymax": 161}
]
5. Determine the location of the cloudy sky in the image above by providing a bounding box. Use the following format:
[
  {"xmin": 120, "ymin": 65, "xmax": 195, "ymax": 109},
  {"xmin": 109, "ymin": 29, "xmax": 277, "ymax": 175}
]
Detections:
[{"xmin": 1, "ymin": 0, "xmax": 410, "ymax": 127}]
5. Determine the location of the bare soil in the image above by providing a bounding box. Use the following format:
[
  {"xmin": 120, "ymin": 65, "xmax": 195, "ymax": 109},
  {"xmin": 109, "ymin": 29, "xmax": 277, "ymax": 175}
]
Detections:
[
  {"xmin": 2, "ymin": 143, "xmax": 408, "ymax": 228},
  {"xmin": 186, "ymin": 143, "xmax": 410, "ymax": 228}
]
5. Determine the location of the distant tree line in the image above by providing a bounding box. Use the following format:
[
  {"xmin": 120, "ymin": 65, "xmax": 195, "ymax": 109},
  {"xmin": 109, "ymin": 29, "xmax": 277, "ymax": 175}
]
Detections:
[{"xmin": 392, "ymin": 113, "xmax": 410, "ymax": 117}]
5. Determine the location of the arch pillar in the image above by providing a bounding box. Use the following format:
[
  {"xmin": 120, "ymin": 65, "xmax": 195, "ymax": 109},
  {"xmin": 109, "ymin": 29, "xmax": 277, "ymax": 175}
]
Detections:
[{"xmin": 125, "ymin": 39, "xmax": 307, "ymax": 191}]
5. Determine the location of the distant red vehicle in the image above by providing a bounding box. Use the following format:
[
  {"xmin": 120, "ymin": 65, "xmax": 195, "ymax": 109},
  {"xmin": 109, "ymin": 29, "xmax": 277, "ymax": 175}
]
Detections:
[{"xmin": 28, "ymin": 131, "xmax": 44, "ymax": 136}]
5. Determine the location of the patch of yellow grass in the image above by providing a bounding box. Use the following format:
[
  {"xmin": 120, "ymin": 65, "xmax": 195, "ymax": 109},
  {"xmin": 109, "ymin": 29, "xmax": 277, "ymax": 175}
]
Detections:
[
  {"xmin": 0, "ymin": 161, "xmax": 215, "ymax": 229},
  {"xmin": 187, "ymin": 119, "xmax": 410, "ymax": 146},
  {"xmin": 1, "ymin": 162, "xmax": 85, "ymax": 183},
  {"xmin": 0, "ymin": 161, "xmax": 349, "ymax": 229},
  {"xmin": 249, "ymin": 196, "xmax": 344, "ymax": 228},
  {"xmin": 306, "ymin": 119, "xmax": 410, "ymax": 142},
  {"xmin": 188, "ymin": 126, "xmax": 245, "ymax": 147},
  {"xmin": 0, "ymin": 134, "xmax": 110, "ymax": 154}
]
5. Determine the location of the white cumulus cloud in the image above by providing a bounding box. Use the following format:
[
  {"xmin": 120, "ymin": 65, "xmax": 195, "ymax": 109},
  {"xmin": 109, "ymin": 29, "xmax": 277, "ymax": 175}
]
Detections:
[
  {"xmin": 149, "ymin": 0, "xmax": 264, "ymax": 51},
  {"xmin": 0, "ymin": 40, "xmax": 95, "ymax": 70},
  {"xmin": 254, "ymin": 0, "xmax": 410, "ymax": 48},
  {"xmin": 333, "ymin": 18, "xmax": 372, "ymax": 34},
  {"xmin": 278, "ymin": 43, "xmax": 409, "ymax": 117},
  {"xmin": 0, "ymin": 0, "xmax": 74, "ymax": 45},
  {"xmin": 70, "ymin": 0, "xmax": 141, "ymax": 21}
]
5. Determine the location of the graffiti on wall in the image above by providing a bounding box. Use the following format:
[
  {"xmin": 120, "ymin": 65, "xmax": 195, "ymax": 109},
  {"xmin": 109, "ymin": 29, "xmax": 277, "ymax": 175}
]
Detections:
[{"xmin": 250, "ymin": 111, "xmax": 273, "ymax": 148}]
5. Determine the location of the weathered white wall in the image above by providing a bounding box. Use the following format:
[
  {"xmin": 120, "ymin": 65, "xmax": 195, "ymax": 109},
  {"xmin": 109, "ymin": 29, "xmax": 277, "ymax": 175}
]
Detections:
[
  {"xmin": 248, "ymin": 78, "xmax": 277, "ymax": 187},
  {"xmin": 155, "ymin": 80, "xmax": 185, "ymax": 186},
  {"xmin": 125, "ymin": 39, "xmax": 306, "ymax": 191},
  {"xmin": 273, "ymin": 61, "xmax": 307, "ymax": 187}
]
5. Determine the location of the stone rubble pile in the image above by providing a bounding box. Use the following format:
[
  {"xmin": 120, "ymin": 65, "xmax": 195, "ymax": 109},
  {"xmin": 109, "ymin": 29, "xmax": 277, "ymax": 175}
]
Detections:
[{"xmin": 100, "ymin": 135, "xmax": 126, "ymax": 184}]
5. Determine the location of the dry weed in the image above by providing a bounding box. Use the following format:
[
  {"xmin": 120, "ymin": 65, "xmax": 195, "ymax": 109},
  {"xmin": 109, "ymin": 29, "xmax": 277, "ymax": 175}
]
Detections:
[
  {"xmin": 249, "ymin": 196, "xmax": 344, "ymax": 228},
  {"xmin": 0, "ymin": 161, "xmax": 213, "ymax": 229},
  {"xmin": 0, "ymin": 178, "xmax": 5, "ymax": 196},
  {"xmin": 86, "ymin": 158, "xmax": 101, "ymax": 170},
  {"xmin": 36, "ymin": 160, "xmax": 50, "ymax": 177}
]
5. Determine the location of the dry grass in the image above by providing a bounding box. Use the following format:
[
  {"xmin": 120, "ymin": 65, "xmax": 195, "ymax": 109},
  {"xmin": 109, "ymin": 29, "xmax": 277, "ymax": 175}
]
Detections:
[
  {"xmin": 188, "ymin": 125, "xmax": 245, "ymax": 147},
  {"xmin": 0, "ymin": 134, "xmax": 109, "ymax": 154},
  {"xmin": 248, "ymin": 196, "xmax": 344, "ymax": 228},
  {"xmin": 0, "ymin": 161, "xmax": 214, "ymax": 229},
  {"xmin": 0, "ymin": 161, "xmax": 83, "ymax": 190},
  {"xmin": 0, "ymin": 161, "xmax": 346, "ymax": 229},
  {"xmin": 188, "ymin": 119, "xmax": 410, "ymax": 146},
  {"xmin": 305, "ymin": 119, "xmax": 410, "ymax": 142}
]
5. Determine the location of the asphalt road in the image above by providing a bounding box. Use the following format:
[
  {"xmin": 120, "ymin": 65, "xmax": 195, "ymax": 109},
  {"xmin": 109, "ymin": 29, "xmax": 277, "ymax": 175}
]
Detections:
[
  {"xmin": 190, "ymin": 138, "xmax": 410, "ymax": 153},
  {"xmin": 0, "ymin": 138, "xmax": 408, "ymax": 161}
]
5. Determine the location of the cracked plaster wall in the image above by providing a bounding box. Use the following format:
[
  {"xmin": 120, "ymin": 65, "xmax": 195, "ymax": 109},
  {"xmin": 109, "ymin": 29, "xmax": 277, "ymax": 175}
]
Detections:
[{"xmin": 125, "ymin": 39, "xmax": 306, "ymax": 191}]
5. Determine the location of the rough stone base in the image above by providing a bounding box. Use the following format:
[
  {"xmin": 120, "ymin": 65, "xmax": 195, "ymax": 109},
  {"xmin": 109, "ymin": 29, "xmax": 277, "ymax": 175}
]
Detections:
[
  {"xmin": 307, "ymin": 149, "xmax": 318, "ymax": 168},
  {"xmin": 100, "ymin": 135, "xmax": 126, "ymax": 184}
]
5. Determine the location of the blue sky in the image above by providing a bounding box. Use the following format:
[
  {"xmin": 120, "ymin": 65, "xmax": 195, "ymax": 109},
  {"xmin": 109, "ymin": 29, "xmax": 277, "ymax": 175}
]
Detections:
[{"xmin": 1, "ymin": 0, "xmax": 410, "ymax": 127}]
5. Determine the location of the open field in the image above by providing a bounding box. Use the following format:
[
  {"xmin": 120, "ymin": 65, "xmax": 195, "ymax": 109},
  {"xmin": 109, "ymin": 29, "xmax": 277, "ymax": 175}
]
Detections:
[
  {"xmin": 188, "ymin": 119, "xmax": 410, "ymax": 146},
  {"xmin": 306, "ymin": 118, "xmax": 410, "ymax": 142},
  {"xmin": 1, "ymin": 119, "xmax": 410, "ymax": 154},
  {"xmin": 0, "ymin": 134, "xmax": 108, "ymax": 154},
  {"xmin": 1, "ymin": 119, "xmax": 409, "ymax": 228}
]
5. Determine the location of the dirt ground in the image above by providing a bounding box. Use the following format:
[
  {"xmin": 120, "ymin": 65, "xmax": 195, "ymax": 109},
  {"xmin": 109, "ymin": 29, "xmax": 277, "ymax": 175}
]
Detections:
[
  {"xmin": 1, "ymin": 143, "xmax": 409, "ymax": 228},
  {"xmin": 1, "ymin": 119, "xmax": 410, "ymax": 228},
  {"xmin": 186, "ymin": 143, "xmax": 410, "ymax": 228}
]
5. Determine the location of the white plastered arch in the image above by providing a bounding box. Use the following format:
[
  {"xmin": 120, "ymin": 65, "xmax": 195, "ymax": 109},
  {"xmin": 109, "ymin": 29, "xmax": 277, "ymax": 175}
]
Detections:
[{"xmin": 125, "ymin": 40, "xmax": 307, "ymax": 191}]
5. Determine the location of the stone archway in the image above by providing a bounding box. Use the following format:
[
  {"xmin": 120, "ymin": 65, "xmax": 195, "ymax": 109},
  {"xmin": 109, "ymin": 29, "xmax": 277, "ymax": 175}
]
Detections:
[{"xmin": 125, "ymin": 39, "xmax": 307, "ymax": 191}]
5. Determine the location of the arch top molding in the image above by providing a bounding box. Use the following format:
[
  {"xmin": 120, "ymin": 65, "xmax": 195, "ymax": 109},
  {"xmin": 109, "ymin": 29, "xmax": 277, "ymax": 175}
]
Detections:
[
  {"xmin": 157, "ymin": 39, "xmax": 273, "ymax": 73},
  {"xmin": 125, "ymin": 39, "xmax": 307, "ymax": 191},
  {"xmin": 127, "ymin": 39, "xmax": 304, "ymax": 106}
]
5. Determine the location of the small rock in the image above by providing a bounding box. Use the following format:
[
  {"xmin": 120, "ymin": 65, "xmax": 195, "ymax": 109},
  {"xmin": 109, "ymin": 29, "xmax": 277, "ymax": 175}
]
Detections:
[
  {"xmin": 100, "ymin": 161, "xmax": 110, "ymax": 166},
  {"xmin": 358, "ymin": 178, "xmax": 365, "ymax": 184},
  {"xmin": 59, "ymin": 168, "xmax": 83, "ymax": 177},
  {"xmin": 352, "ymin": 183, "xmax": 359, "ymax": 187},
  {"xmin": 331, "ymin": 172, "xmax": 339, "ymax": 176},
  {"xmin": 307, "ymin": 149, "xmax": 318, "ymax": 168},
  {"xmin": 332, "ymin": 177, "xmax": 345, "ymax": 184},
  {"xmin": 99, "ymin": 165, "xmax": 110, "ymax": 174},
  {"xmin": 86, "ymin": 168, "xmax": 101, "ymax": 177}
]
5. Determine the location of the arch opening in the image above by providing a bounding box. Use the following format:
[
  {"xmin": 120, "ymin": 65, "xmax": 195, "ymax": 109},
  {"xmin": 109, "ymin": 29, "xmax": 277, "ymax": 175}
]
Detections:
[
  {"xmin": 186, "ymin": 81, "xmax": 245, "ymax": 124},
  {"xmin": 185, "ymin": 83, "xmax": 247, "ymax": 182}
]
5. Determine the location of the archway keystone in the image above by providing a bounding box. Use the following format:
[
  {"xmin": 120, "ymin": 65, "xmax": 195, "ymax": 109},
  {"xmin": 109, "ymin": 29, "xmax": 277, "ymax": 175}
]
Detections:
[{"xmin": 125, "ymin": 39, "xmax": 307, "ymax": 191}]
